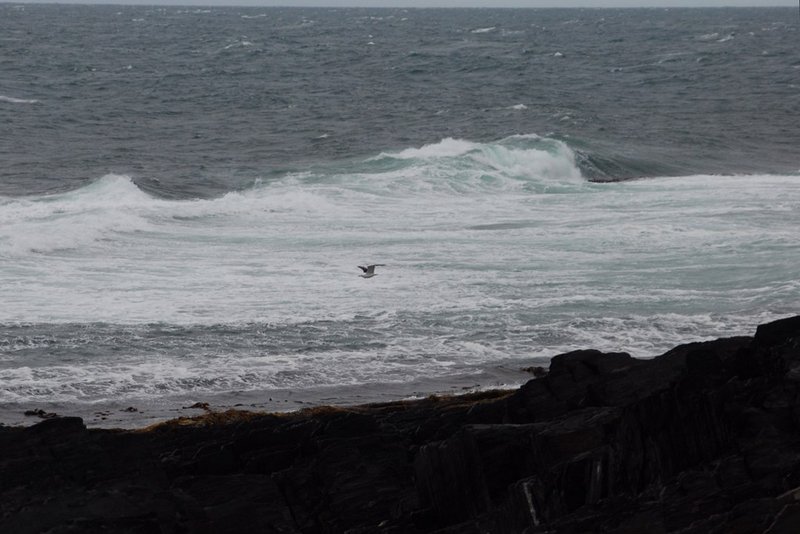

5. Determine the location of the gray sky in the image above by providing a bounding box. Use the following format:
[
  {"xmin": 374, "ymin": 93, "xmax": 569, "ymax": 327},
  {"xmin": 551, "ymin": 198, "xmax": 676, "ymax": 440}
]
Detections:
[{"xmin": 7, "ymin": 0, "xmax": 799, "ymax": 7}]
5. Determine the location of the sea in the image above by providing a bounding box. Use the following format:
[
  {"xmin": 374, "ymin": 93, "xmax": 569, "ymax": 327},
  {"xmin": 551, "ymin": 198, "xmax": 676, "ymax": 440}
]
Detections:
[{"xmin": 1, "ymin": 4, "xmax": 798, "ymax": 427}]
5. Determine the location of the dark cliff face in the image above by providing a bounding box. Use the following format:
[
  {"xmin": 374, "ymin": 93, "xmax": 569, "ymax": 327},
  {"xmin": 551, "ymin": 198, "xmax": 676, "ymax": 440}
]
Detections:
[{"xmin": 2, "ymin": 316, "xmax": 800, "ymax": 534}]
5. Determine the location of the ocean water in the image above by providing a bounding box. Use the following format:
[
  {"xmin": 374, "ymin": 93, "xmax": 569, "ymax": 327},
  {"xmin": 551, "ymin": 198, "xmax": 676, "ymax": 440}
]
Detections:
[{"xmin": 1, "ymin": 5, "xmax": 798, "ymax": 426}]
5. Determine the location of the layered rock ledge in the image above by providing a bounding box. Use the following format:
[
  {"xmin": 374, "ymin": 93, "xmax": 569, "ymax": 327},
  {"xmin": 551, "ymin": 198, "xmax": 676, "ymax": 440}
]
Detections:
[{"xmin": 2, "ymin": 316, "xmax": 800, "ymax": 533}]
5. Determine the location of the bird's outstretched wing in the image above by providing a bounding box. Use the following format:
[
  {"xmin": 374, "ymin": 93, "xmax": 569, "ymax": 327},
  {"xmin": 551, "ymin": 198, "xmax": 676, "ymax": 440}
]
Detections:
[{"xmin": 358, "ymin": 264, "xmax": 386, "ymax": 272}]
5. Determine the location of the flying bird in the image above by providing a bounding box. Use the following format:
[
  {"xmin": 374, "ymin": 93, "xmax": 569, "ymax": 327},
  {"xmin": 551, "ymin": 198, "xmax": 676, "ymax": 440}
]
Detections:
[{"xmin": 357, "ymin": 264, "xmax": 385, "ymax": 278}]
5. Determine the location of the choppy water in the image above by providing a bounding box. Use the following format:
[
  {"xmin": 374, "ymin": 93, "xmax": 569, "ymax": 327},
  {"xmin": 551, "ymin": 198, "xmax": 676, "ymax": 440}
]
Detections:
[{"xmin": 1, "ymin": 5, "xmax": 798, "ymax": 425}]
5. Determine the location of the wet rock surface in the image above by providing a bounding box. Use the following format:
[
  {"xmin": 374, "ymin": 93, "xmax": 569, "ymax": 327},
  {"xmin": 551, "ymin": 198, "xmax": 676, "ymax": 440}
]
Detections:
[{"xmin": 2, "ymin": 316, "xmax": 800, "ymax": 533}]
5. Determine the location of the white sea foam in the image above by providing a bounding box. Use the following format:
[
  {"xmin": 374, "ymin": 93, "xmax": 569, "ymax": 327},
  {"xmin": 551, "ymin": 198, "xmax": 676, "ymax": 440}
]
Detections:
[
  {"xmin": 386, "ymin": 137, "xmax": 479, "ymax": 160},
  {"xmin": 471, "ymin": 27, "xmax": 496, "ymax": 34},
  {"xmin": 2, "ymin": 158, "xmax": 796, "ymax": 327},
  {"xmin": 0, "ymin": 174, "xmax": 155, "ymax": 256},
  {"xmin": 361, "ymin": 135, "xmax": 583, "ymax": 195},
  {"xmin": 376, "ymin": 135, "xmax": 578, "ymax": 182},
  {"xmin": 1, "ymin": 137, "xmax": 799, "ymax": 409}
]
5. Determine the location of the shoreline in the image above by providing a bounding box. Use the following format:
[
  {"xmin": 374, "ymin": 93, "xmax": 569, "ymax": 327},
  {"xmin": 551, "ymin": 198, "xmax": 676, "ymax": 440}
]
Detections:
[
  {"xmin": 0, "ymin": 364, "xmax": 534, "ymax": 429},
  {"xmin": 3, "ymin": 315, "xmax": 800, "ymax": 533}
]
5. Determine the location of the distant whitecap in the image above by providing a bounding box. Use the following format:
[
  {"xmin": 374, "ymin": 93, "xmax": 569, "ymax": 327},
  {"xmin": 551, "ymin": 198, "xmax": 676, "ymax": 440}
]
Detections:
[{"xmin": 0, "ymin": 94, "xmax": 39, "ymax": 104}]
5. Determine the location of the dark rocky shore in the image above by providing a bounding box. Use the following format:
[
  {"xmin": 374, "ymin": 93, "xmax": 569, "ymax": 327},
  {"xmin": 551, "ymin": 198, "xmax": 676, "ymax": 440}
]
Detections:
[{"xmin": 3, "ymin": 316, "xmax": 800, "ymax": 533}]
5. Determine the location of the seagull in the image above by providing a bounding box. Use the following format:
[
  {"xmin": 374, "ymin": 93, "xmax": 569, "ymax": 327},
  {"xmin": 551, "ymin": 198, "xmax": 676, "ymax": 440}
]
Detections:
[{"xmin": 357, "ymin": 264, "xmax": 385, "ymax": 278}]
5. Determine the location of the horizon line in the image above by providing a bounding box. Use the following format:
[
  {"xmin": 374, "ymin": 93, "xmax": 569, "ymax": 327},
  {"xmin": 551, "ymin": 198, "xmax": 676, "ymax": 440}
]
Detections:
[{"xmin": 1, "ymin": 1, "xmax": 795, "ymax": 7}]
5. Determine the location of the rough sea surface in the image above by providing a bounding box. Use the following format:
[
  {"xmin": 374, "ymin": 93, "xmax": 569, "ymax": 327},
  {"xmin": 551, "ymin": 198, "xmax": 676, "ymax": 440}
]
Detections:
[{"xmin": 1, "ymin": 5, "xmax": 798, "ymax": 426}]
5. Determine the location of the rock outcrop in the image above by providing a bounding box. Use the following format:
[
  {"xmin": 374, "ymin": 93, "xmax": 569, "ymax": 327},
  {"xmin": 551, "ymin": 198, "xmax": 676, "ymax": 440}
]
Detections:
[{"xmin": 2, "ymin": 316, "xmax": 800, "ymax": 533}]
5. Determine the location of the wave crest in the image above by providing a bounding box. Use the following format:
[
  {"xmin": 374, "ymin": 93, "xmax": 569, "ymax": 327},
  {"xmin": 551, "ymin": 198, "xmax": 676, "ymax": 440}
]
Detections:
[
  {"xmin": 0, "ymin": 174, "xmax": 154, "ymax": 255},
  {"xmin": 359, "ymin": 134, "xmax": 584, "ymax": 194},
  {"xmin": 0, "ymin": 136, "xmax": 590, "ymax": 257}
]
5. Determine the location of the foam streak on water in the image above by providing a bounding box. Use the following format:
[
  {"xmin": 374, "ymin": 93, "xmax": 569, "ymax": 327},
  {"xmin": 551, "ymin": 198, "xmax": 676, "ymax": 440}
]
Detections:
[{"xmin": 1, "ymin": 135, "xmax": 797, "ymax": 408}]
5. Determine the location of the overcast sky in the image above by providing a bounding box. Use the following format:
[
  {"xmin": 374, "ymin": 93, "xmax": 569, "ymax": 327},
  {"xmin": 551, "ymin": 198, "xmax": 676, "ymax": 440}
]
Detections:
[{"xmin": 7, "ymin": 0, "xmax": 798, "ymax": 7}]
